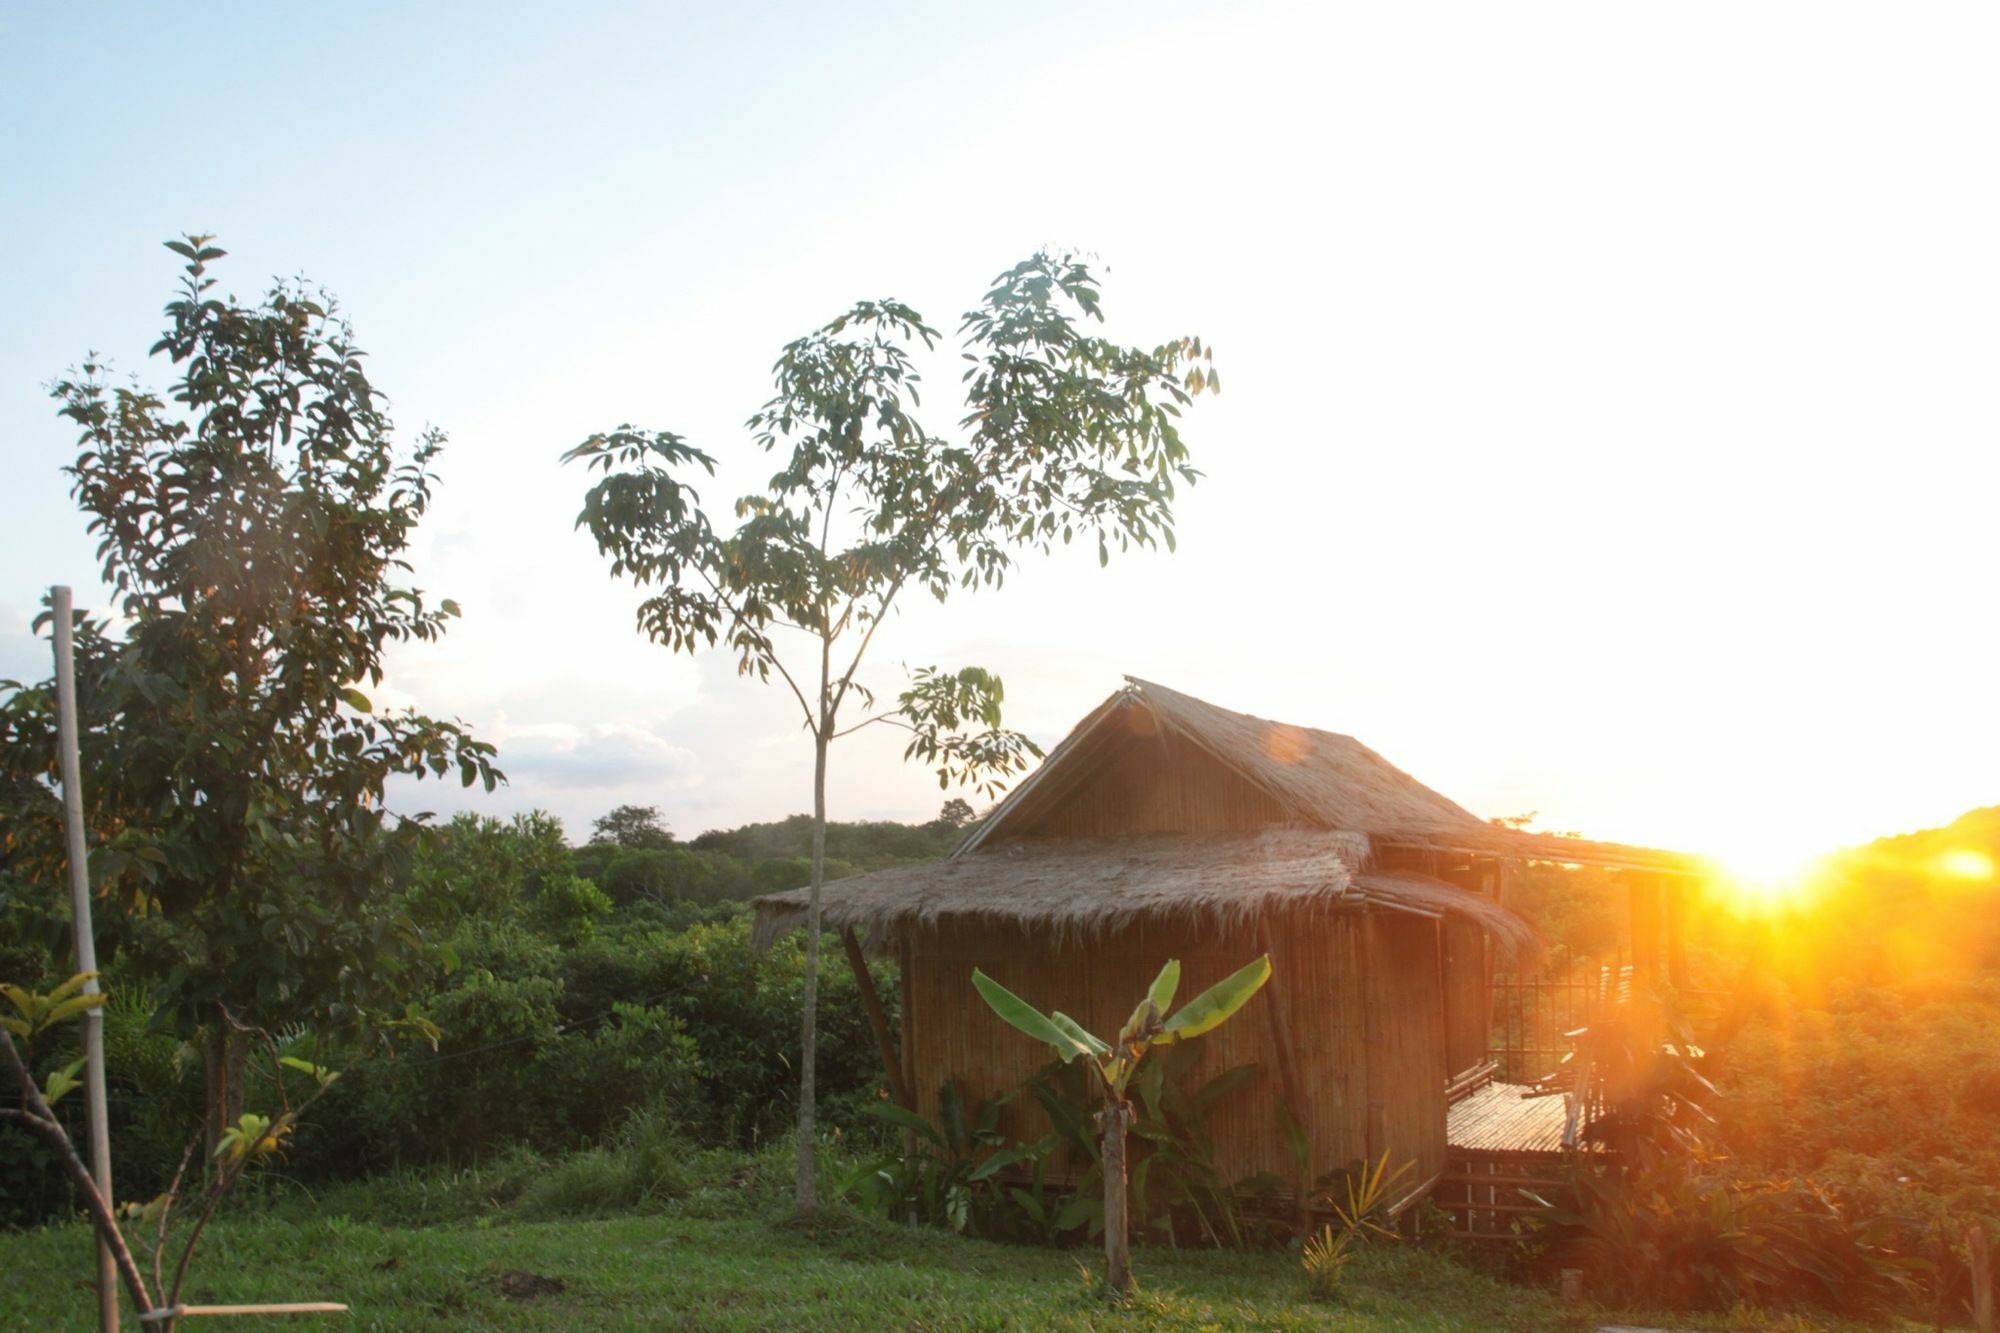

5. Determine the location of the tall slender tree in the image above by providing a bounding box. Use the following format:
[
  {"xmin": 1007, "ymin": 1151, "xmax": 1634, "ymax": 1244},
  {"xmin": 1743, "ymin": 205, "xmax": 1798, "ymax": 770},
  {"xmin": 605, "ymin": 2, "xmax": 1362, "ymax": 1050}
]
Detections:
[{"xmin": 566, "ymin": 251, "xmax": 1217, "ymax": 1214}]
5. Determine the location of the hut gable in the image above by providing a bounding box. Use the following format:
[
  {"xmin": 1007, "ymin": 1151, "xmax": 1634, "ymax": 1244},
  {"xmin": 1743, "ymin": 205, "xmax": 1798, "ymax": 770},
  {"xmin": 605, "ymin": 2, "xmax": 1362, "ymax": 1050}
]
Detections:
[
  {"xmin": 961, "ymin": 677, "xmax": 1703, "ymax": 874},
  {"xmin": 963, "ymin": 678, "xmax": 1480, "ymax": 851},
  {"xmin": 991, "ymin": 709, "xmax": 1292, "ymax": 840}
]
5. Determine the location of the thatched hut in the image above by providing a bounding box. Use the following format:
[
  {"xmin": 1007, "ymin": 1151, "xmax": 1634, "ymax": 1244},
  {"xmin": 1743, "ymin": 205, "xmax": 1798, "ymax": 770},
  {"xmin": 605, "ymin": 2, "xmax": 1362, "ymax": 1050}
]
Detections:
[{"xmin": 753, "ymin": 678, "xmax": 1701, "ymax": 1209}]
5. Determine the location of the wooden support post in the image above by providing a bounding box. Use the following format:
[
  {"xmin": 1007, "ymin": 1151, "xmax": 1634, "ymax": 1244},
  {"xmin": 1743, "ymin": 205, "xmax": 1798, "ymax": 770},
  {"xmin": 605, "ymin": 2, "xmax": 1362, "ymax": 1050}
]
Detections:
[
  {"xmin": 1626, "ymin": 874, "xmax": 1659, "ymax": 992},
  {"xmin": 1664, "ymin": 876, "xmax": 1687, "ymax": 989},
  {"xmin": 841, "ymin": 928, "xmax": 912, "ymax": 1110}
]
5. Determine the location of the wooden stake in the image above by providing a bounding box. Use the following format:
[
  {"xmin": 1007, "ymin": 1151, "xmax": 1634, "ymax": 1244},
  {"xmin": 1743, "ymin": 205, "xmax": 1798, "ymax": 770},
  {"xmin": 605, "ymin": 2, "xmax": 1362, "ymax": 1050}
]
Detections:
[
  {"xmin": 139, "ymin": 1304, "xmax": 349, "ymax": 1322},
  {"xmin": 54, "ymin": 586, "xmax": 118, "ymax": 1333},
  {"xmin": 841, "ymin": 928, "xmax": 912, "ymax": 1110}
]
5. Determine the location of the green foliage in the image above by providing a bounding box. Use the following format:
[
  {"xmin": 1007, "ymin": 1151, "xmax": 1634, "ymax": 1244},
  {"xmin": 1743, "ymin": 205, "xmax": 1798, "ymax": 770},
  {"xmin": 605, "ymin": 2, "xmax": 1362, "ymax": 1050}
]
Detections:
[
  {"xmin": 1024, "ymin": 1047, "xmax": 1272, "ymax": 1249},
  {"xmin": 685, "ymin": 814, "xmax": 961, "ymax": 868},
  {"xmin": 514, "ymin": 1109, "xmax": 697, "ymax": 1218},
  {"xmin": 973, "ymin": 955, "xmax": 1271, "ymax": 1100},
  {"xmin": 837, "ymin": 1080, "xmax": 1051, "ymax": 1233},
  {"xmin": 526, "ymin": 873, "xmax": 613, "ymax": 944},
  {"xmin": 1536, "ymin": 1157, "xmax": 1925, "ymax": 1315},
  {"xmin": 1301, "ymin": 1222, "xmax": 1356, "ymax": 1301},
  {"xmin": 0, "ymin": 972, "xmax": 106, "ymax": 1044},
  {"xmin": 1525, "ymin": 997, "xmax": 1927, "ymax": 1317},
  {"xmin": 1303, "ymin": 1151, "xmax": 1411, "ymax": 1302},
  {"xmin": 0, "ymin": 238, "xmax": 498, "ymax": 1054},
  {"xmin": 588, "ymin": 804, "xmax": 674, "ymax": 849}
]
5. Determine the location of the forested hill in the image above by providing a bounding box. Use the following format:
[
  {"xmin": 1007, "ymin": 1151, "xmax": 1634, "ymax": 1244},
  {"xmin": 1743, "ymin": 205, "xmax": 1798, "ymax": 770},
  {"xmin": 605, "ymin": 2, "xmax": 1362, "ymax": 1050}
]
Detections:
[
  {"xmin": 687, "ymin": 812, "xmax": 969, "ymax": 869},
  {"xmin": 568, "ymin": 804, "xmax": 975, "ymax": 909},
  {"xmin": 1847, "ymin": 802, "xmax": 2000, "ymax": 867},
  {"xmin": 1801, "ymin": 801, "xmax": 2000, "ymax": 987}
]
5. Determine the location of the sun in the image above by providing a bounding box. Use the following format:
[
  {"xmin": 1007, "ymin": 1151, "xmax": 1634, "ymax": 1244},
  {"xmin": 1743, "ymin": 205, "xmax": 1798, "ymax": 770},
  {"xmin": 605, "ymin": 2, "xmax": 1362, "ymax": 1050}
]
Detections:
[
  {"xmin": 1705, "ymin": 839, "xmax": 1830, "ymax": 916},
  {"xmin": 1935, "ymin": 848, "xmax": 1995, "ymax": 882}
]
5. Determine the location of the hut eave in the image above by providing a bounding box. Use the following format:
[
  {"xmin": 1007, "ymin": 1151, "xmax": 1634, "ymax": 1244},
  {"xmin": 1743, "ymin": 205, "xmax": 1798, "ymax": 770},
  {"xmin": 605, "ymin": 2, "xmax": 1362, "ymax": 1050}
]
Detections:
[{"xmin": 749, "ymin": 828, "xmax": 1538, "ymax": 960}]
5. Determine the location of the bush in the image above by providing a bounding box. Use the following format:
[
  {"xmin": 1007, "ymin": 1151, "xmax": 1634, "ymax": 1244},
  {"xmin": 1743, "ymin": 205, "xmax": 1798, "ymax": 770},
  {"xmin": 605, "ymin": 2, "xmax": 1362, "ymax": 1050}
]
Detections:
[{"xmin": 516, "ymin": 1109, "xmax": 698, "ymax": 1217}]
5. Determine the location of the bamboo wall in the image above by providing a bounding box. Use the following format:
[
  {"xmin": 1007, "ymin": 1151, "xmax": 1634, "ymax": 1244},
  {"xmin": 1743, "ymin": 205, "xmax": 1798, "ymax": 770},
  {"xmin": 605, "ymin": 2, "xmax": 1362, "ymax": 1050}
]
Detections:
[
  {"xmin": 902, "ymin": 905, "xmax": 1450, "ymax": 1196},
  {"xmin": 1361, "ymin": 912, "xmax": 1447, "ymax": 1191},
  {"xmin": 1440, "ymin": 916, "xmax": 1490, "ymax": 1084}
]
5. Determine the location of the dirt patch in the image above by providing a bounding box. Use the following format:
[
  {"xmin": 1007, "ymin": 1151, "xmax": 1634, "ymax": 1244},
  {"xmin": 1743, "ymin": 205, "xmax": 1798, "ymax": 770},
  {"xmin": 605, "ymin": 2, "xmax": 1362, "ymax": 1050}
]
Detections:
[{"xmin": 492, "ymin": 1270, "xmax": 567, "ymax": 1301}]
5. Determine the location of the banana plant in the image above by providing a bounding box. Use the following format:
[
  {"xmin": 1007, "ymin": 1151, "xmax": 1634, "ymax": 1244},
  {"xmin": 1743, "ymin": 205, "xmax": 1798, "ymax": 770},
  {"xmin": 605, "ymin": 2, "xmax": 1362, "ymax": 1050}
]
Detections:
[{"xmin": 972, "ymin": 954, "xmax": 1271, "ymax": 1296}]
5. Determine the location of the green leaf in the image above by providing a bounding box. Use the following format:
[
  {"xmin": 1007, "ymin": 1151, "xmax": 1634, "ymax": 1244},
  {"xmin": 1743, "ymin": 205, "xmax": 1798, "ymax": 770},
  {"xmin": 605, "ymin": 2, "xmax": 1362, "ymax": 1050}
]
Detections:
[
  {"xmin": 1046, "ymin": 1010, "xmax": 1110, "ymax": 1059},
  {"xmin": 43, "ymin": 1057, "xmax": 87, "ymax": 1106},
  {"xmin": 43, "ymin": 993, "xmax": 108, "ymax": 1026},
  {"xmin": 861, "ymin": 1099, "xmax": 945, "ymax": 1149},
  {"xmin": 341, "ymin": 688, "xmax": 372, "ymax": 713},
  {"xmin": 43, "ymin": 972, "xmax": 97, "ymax": 1006},
  {"xmin": 968, "ymin": 1136, "xmax": 1053, "ymax": 1182},
  {"xmin": 1161, "ymin": 955, "xmax": 1272, "ymax": 1043},
  {"xmin": 971, "ymin": 969, "xmax": 1093, "ymax": 1063}
]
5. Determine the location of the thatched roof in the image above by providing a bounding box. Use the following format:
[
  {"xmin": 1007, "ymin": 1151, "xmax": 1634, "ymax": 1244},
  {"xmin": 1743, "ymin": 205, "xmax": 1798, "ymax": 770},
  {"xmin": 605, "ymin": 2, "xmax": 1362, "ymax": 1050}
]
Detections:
[
  {"xmin": 962, "ymin": 678, "xmax": 1704, "ymax": 874},
  {"xmin": 750, "ymin": 677, "xmax": 1695, "ymax": 956},
  {"xmin": 750, "ymin": 827, "xmax": 1539, "ymax": 958}
]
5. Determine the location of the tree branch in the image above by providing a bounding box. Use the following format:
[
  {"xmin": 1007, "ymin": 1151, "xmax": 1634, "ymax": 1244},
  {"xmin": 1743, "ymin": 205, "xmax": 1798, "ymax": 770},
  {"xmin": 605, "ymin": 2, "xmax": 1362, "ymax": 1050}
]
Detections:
[
  {"xmin": 826, "ymin": 711, "xmax": 917, "ymax": 742},
  {"xmin": 1, "ymin": 1030, "xmax": 156, "ymax": 1315}
]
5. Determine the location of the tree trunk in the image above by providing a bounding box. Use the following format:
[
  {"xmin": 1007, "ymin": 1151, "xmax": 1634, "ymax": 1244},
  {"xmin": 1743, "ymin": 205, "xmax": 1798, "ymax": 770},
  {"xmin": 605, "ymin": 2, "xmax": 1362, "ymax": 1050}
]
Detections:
[
  {"xmin": 1099, "ymin": 1099, "xmax": 1134, "ymax": 1297},
  {"xmin": 202, "ymin": 1020, "xmax": 248, "ymax": 1162},
  {"xmin": 795, "ymin": 722, "xmax": 829, "ymax": 1219}
]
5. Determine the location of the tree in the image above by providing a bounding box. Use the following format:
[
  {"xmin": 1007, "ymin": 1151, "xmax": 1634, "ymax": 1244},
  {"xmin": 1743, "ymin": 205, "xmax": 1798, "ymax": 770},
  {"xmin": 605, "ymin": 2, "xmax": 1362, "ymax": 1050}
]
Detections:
[
  {"xmin": 972, "ymin": 955, "xmax": 1272, "ymax": 1295},
  {"xmin": 934, "ymin": 798, "xmax": 976, "ymax": 830},
  {"xmin": 565, "ymin": 250, "xmax": 1217, "ymax": 1215},
  {"xmin": 0, "ymin": 237, "xmax": 498, "ymax": 1151},
  {"xmin": 590, "ymin": 803, "xmax": 675, "ymax": 848}
]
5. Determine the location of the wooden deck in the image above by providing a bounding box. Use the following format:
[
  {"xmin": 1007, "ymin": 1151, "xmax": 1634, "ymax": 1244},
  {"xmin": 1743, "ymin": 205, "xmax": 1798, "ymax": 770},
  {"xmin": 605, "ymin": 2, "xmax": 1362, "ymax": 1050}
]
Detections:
[{"xmin": 1445, "ymin": 1080, "xmax": 1573, "ymax": 1155}]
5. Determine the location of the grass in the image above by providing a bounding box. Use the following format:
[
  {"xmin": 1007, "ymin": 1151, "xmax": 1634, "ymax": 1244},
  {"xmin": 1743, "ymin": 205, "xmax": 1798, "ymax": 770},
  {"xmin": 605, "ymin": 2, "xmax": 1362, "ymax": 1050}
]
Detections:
[
  {"xmin": 1, "ymin": 1210, "xmax": 1581, "ymax": 1331},
  {"xmin": 0, "ymin": 1140, "xmax": 1925, "ymax": 1330}
]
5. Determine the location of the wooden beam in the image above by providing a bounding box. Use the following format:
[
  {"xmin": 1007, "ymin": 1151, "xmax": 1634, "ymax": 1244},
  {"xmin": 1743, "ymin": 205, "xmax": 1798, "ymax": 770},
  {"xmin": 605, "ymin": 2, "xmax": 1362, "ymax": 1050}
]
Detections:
[{"xmin": 841, "ymin": 928, "xmax": 912, "ymax": 1111}]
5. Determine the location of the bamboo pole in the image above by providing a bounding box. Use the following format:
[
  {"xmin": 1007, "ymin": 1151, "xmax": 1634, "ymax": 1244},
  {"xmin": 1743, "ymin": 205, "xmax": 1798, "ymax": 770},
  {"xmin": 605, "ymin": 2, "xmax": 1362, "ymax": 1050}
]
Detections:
[
  {"xmin": 138, "ymin": 1304, "xmax": 348, "ymax": 1322},
  {"xmin": 54, "ymin": 586, "xmax": 118, "ymax": 1333},
  {"xmin": 840, "ymin": 928, "xmax": 912, "ymax": 1110}
]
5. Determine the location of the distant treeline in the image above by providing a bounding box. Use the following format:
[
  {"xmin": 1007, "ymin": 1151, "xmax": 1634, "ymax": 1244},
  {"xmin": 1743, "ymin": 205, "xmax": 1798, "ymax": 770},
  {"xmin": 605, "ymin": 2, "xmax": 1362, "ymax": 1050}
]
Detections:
[{"xmin": 569, "ymin": 804, "xmax": 974, "ymax": 909}]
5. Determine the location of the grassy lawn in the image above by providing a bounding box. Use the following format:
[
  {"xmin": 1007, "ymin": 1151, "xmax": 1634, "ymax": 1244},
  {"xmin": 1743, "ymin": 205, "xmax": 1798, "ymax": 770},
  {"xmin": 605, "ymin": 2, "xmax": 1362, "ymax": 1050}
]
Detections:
[
  {"xmin": 2, "ymin": 1209, "xmax": 1592, "ymax": 1331},
  {"xmin": 0, "ymin": 1143, "xmax": 1915, "ymax": 1331}
]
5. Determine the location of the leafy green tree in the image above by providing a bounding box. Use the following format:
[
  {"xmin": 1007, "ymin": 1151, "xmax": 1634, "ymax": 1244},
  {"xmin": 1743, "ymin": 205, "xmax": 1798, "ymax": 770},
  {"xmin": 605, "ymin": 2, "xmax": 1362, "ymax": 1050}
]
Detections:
[
  {"xmin": 973, "ymin": 955, "xmax": 1272, "ymax": 1295},
  {"xmin": 566, "ymin": 251, "xmax": 1216, "ymax": 1214},
  {"xmin": 590, "ymin": 803, "xmax": 675, "ymax": 849},
  {"xmin": 0, "ymin": 237, "xmax": 498, "ymax": 1151}
]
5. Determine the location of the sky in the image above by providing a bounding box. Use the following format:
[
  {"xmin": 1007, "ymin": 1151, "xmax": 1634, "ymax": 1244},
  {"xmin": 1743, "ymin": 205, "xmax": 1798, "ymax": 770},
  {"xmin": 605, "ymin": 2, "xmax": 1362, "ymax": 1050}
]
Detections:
[{"xmin": 3, "ymin": 2, "xmax": 1995, "ymax": 869}]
